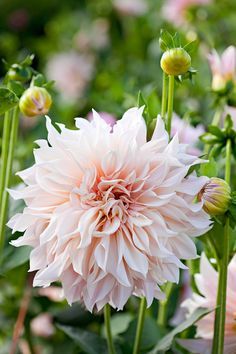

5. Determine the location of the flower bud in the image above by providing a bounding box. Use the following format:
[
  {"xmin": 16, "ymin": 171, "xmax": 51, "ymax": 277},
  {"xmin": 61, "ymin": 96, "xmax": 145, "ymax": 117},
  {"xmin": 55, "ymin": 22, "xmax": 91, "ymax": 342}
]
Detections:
[
  {"xmin": 19, "ymin": 86, "xmax": 52, "ymax": 117},
  {"xmin": 198, "ymin": 177, "xmax": 231, "ymax": 216},
  {"xmin": 160, "ymin": 48, "xmax": 191, "ymax": 76}
]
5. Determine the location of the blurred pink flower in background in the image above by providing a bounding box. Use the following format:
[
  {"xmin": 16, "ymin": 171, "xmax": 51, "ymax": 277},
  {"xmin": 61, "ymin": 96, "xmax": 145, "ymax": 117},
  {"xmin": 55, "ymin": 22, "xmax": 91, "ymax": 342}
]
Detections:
[
  {"xmin": 208, "ymin": 46, "xmax": 236, "ymax": 91},
  {"xmin": 9, "ymin": 108, "xmax": 210, "ymax": 311},
  {"xmin": 179, "ymin": 253, "xmax": 236, "ymax": 354},
  {"xmin": 75, "ymin": 18, "xmax": 110, "ymax": 52},
  {"xmin": 170, "ymin": 269, "xmax": 192, "ymax": 326},
  {"xmin": 46, "ymin": 52, "xmax": 94, "ymax": 102},
  {"xmin": 31, "ymin": 313, "xmax": 55, "ymax": 338},
  {"xmin": 87, "ymin": 111, "xmax": 116, "ymax": 128},
  {"xmin": 38, "ymin": 286, "xmax": 64, "ymax": 302},
  {"xmin": 113, "ymin": 0, "xmax": 147, "ymax": 16},
  {"xmin": 171, "ymin": 113, "xmax": 204, "ymax": 156},
  {"xmin": 162, "ymin": 0, "xmax": 211, "ymax": 26}
]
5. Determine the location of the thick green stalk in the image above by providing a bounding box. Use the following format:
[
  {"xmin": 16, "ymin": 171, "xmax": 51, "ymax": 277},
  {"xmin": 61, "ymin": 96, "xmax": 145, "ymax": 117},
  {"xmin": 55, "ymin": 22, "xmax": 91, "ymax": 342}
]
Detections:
[
  {"xmin": 166, "ymin": 75, "xmax": 175, "ymax": 136},
  {"xmin": 0, "ymin": 110, "xmax": 11, "ymax": 206},
  {"xmin": 212, "ymin": 138, "xmax": 231, "ymax": 354},
  {"xmin": 157, "ymin": 282, "xmax": 174, "ymax": 327},
  {"xmin": 132, "ymin": 297, "xmax": 146, "ymax": 354},
  {"xmin": 161, "ymin": 72, "xmax": 168, "ymax": 119},
  {"xmin": 0, "ymin": 107, "xmax": 19, "ymax": 256},
  {"xmin": 104, "ymin": 304, "xmax": 116, "ymax": 354}
]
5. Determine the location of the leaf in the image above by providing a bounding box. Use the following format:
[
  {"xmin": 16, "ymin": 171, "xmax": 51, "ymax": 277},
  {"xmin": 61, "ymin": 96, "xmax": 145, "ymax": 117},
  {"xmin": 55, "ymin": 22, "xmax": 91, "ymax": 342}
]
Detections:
[
  {"xmin": 54, "ymin": 303, "xmax": 95, "ymax": 327},
  {"xmin": 0, "ymin": 88, "xmax": 19, "ymax": 114},
  {"xmin": 32, "ymin": 73, "xmax": 45, "ymax": 87},
  {"xmin": 122, "ymin": 316, "xmax": 162, "ymax": 352},
  {"xmin": 172, "ymin": 32, "xmax": 181, "ymax": 47},
  {"xmin": 159, "ymin": 29, "xmax": 174, "ymax": 51},
  {"xmin": 2, "ymin": 246, "xmax": 31, "ymax": 273},
  {"xmin": 147, "ymin": 307, "xmax": 213, "ymax": 354},
  {"xmin": 200, "ymin": 133, "xmax": 220, "ymax": 144},
  {"xmin": 102, "ymin": 313, "xmax": 133, "ymax": 338},
  {"xmin": 184, "ymin": 40, "xmax": 198, "ymax": 54},
  {"xmin": 20, "ymin": 54, "xmax": 35, "ymax": 66},
  {"xmin": 224, "ymin": 114, "xmax": 233, "ymax": 130},
  {"xmin": 137, "ymin": 91, "xmax": 149, "ymax": 125},
  {"xmin": 57, "ymin": 324, "xmax": 108, "ymax": 354},
  {"xmin": 208, "ymin": 125, "xmax": 224, "ymax": 139},
  {"xmin": 200, "ymin": 156, "xmax": 218, "ymax": 177}
]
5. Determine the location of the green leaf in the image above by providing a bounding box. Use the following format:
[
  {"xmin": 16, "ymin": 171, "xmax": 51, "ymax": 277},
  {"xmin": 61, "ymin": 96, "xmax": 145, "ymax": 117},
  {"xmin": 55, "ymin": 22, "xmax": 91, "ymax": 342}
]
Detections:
[
  {"xmin": 208, "ymin": 125, "xmax": 224, "ymax": 138},
  {"xmin": 224, "ymin": 114, "xmax": 233, "ymax": 130},
  {"xmin": 102, "ymin": 313, "xmax": 133, "ymax": 339},
  {"xmin": 200, "ymin": 133, "xmax": 220, "ymax": 144},
  {"xmin": 159, "ymin": 29, "xmax": 174, "ymax": 51},
  {"xmin": 184, "ymin": 40, "xmax": 198, "ymax": 54},
  {"xmin": 137, "ymin": 91, "xmax": 149, "ymax": 125},
  {"xmin": 172, "ymin": 32, "xmax": 181, "ymax": 47},
  {"xmin": 57, "ymin": 324, "xmax": 108, "ymax": 354},
  {"xmin": 147, "ymin": 307, "xmax": 213, "ymax": 354},
  {"xmin": 20, "ymin": 54, "xmax": 35, "ymax": 67},
  {"xmin": 122, "ymin": 316, "xmax": 162, "ymax": 352},
  {"xmin": 32, "ymin": 73, "xmax": 45, "ymax": 87},
  {"xmin": 0, "ymin": 88, "xmax": 19, "ymax": 115},
  {"xmin": 200, "ymin": 157, "xmax": 218, "ymax": 177},
  {"xmin": 2, "ymin": 246, "xmax": 31, "ymax": 273}
]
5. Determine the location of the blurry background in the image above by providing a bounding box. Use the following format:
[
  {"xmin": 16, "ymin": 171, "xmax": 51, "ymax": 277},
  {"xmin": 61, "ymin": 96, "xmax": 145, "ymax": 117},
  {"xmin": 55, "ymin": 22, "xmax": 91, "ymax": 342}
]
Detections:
[{"xmin": 0, "ymin": 0, "xmax": 236, "ymax": 353}]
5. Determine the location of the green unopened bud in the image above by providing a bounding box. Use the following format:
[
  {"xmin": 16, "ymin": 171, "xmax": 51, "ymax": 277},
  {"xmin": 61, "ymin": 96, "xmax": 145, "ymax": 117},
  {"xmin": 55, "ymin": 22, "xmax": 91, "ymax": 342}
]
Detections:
[
  {"xmin": 7, "ymin": 64, "xmax": 31, "ymax": 82},
  {"xmin": 198, "ymin": 177, "xmax": 231, "ymax": 216},
  {"xmin": 19, "ymin": 86, "xmax": 52, "ymax": 117},
  {"xmin": 160, "ymin": 48, "xmax": 191, "ymax": 76}
]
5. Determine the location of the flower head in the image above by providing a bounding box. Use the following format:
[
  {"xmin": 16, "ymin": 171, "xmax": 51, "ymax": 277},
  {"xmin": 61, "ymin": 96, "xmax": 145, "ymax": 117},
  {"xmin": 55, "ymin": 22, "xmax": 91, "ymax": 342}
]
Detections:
[
  {"xmin": 208, "ymin": 46, "xmax": 236, "ymax": 92},
  {"xmin": 46, "ymin": 52, "xmax": 94, "ymax": 102},
  {"xmin": 9, "ymin": 107, "xmax": 211, "ymax": 311},
  {"xmin": 197, "ymin": 177, "xmax": 231, "ymax": 215},
  {"xmin": 171, "ymin": 113, "xmax": 204, "ymax": 156},
  {"xmin": 179, "ymin": 253, "xmax": 236, "ymax": 354},
  {"xmin": 161, "ymin": 48, "xmax": 191, "ymax": 76},
  {"xmin": 162, "ymin": 0, "xmax": 211, "ymax": 27},
  {"xmin": 113, "ymin": 0, "xmax": 147, "ymax": 16},
  {"xmin": 19, "ymin": 86, "xmax": 52, "ymax": 117}
]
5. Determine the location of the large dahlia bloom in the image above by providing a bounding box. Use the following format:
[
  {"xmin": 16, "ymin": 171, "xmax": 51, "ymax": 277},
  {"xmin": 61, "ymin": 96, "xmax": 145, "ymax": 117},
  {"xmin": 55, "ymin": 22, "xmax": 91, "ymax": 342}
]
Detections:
[
  {"xmin": 179, "ymin": 253, "xmax": 236, "ymax": 354},
  {"xmin": 8, "ymin": 107, "xmax": 211, "ymax": 311}
]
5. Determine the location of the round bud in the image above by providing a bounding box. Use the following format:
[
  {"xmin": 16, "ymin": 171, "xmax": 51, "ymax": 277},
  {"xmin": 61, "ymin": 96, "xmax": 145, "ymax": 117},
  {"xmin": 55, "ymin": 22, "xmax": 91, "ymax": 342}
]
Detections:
[
  {"xmin": 198, "ymin": 177, "xmax": 231, "ymax": 216},
  {"xmin": 19, "ymin": 86, "xmax": 52, "ymax": 117},
  {"xmin": 160, "ymin": 48, "xmax": 191, "ymax": 76},
  {"xmin": 7, "ymin": 64, "xmax": 31, "ymax": 82}
]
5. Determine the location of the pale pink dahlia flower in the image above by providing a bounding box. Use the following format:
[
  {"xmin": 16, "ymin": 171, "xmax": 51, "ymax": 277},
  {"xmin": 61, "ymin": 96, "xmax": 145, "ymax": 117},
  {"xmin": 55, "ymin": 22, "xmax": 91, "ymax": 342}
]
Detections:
[
  {"xmin": 162, "ymin": 0, "xmax": 211, "ymax": 27},
  {"xmin": 113, "ymin": 0, "xmax": 147, "ymax": 16},
  {"xmin": 8, "ymin": 107, "xmax": 211, "ymax": 311},
  {"xmin": 208, "ymin": 46, "xmax": 236, "ymax": 91},
  {"xmin": 46, "ymin": 52, "xmax": 94, "ymax": 102},
  {"xmin": 179, "ymin": 253, "xmax": 236, "ymax": 354},
  {"xmin": 171, "ymin": 113, "xmax": 204, "ymax": 156}
]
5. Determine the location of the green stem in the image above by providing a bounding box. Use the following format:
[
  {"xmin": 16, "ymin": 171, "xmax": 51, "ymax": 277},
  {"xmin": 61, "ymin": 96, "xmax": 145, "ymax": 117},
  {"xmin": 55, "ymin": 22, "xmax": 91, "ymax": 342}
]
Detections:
[
  {"xmin": 166, "ymin": 75, "xmax": 175, "ymax": 137},
  {"xmin": 104, "ymin": 304, "xmax": 116, "ymax": 354},
  {"xmin": 212, "ymin": 139, "xmax": 231, "ymax": 354},
  {"xmin": 132, "ymin": 297, "xmax": 146, "ymax": 354},
  {"xmin": 161, "ymin": 72, "xmax": 168, "ymax": 119},
  {"xmin": 157, "ymin": 282, "xmax": 174, "ymax": 327},
  {"xmin": 0, "ymin": 107, "xmax": 19, "ymax": 257},
  {"xmin": 0, "ymin": 110, "xmax": 11, "ymax": 206}
]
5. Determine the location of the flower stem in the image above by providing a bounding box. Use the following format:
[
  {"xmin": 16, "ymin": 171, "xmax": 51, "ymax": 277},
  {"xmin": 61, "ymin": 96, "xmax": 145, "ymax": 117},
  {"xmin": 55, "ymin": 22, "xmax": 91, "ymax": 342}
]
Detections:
[
  {"xmin": 166, "ymin": 75, "xmax": 175, "ymax": 137},
  {"xmin": 161, "ymin": 72, "xmax": 168, "ymax": 119},
  {"xmin": 0, "ymin": 106, "xmax": 19, "ymax": 257},
  {"xmin": 157, "ymin": 282, "xmax": 174, "ymax": 327},
  {"xmin": 212, "ymin": 138, "xmax": 231, "ymax": 354},
  {"xmin": 133, "ymin": 297, "xmax": 146, "ymax": 354},
  {"xmin": 0, "ymin": 110, "xmax": 11, "ymax": 207},
  {"xmin": 104, "ymin": 304, "xmax": 116, "ymax": 354}
]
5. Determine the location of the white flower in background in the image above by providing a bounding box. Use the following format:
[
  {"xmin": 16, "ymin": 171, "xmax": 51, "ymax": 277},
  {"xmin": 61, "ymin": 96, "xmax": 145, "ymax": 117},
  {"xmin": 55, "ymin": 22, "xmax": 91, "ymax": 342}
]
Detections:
[
  {"xmin": 31, "ymin": 313, "xmax": 55, "ymax": 338},
  {"xmin": 162, "ymin": 0, "xmax": 211, "ymax": 27},
  {"xmin": 113, "ymin": 0, "xmax": 147, "ymax": 16},
  {"xmin": 75, "ymin": 18, "xmax": 110, "ymax": 52},
  {"xmin": 46, "ymin": 51, "xmax": 94, "ymax": 102},
  {"xmin": 208, "ymin": 46, "xmax": 236, "ymax": 92},
  {"xmin": 9, "ymin": 107, "xmax": 211, "ymax": 311},
  {"xmin": 179, "ymin": 253, "xmax": 236, "ymax": 354},
  {"xmin": 171, "ymin": 113, "xmax": 204, "ymax": 156}
]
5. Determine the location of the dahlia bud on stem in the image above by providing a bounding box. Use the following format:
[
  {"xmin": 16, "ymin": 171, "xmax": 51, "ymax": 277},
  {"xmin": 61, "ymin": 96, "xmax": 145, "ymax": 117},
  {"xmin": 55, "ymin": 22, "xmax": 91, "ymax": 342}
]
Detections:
[
  {"xmin": 198, "ymin": 177, "xmax": 231, "ymax": 216},
  {"xmin": 19, "ymin": 86, "xmax": 52, "ymax": 117}
]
